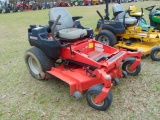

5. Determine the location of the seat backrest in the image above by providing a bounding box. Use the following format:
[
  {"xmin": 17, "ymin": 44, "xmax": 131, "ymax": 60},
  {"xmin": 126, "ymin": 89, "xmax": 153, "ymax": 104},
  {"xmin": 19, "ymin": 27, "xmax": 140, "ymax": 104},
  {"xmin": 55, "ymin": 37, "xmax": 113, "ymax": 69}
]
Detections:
[
  {"xmin": 112, "ymin": 4, "xmax": 125, "ymax": 20},
  {"xmin": 49, "ymin": 7, "xmax": 73, "ymax": 32},
  {"xmin": 129, "ymin": 5, "xmax": 136, "ymax": 13}
]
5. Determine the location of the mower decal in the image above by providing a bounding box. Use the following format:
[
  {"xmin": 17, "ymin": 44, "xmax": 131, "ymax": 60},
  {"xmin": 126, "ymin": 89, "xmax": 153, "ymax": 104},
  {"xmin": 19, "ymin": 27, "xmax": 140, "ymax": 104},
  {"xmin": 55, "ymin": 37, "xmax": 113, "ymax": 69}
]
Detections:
[
  {"xmin": 95, "ymin": 47, "xmax": 104, "ymax": 52},
  {"xmin": 149, "ymin": 34, "xmax": 158, "ymax": 38},
  {"xmin": 30, "ymin": 36, "xmax": 38, "ymax": 40},
  {"xmin": 154, "ymin": 16, "xmax": 160, "ymax": 18},
  {"xmin": 88, "ymin": 43, "xmax": 94, "ymax": 48},
  {"xmin": 95, "ymin": 43, "xmax": 104, "ymax": 52},
  {"xmin": 104, "ymin": 21, "xmax": 116, "ymax": 24},
  {"xmin": 95, "ymin": 43, "xmax": 103, "ymax": 48}
]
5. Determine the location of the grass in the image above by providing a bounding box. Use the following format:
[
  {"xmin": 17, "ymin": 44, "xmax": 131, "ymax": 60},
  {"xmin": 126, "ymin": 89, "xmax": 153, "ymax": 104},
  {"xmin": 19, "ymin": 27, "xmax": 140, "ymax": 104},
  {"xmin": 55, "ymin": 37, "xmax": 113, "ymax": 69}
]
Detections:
[{"xmin": 0, "ymin": 1, "xmax": 160, "ymax": 119}]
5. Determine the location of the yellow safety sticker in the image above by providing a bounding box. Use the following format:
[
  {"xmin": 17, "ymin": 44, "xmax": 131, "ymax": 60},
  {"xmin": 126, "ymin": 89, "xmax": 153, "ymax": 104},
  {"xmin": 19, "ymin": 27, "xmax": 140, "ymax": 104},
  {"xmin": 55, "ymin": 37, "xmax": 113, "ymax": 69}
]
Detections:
[{"xmin": 88, "ymin": 43, "xmax": 94, "ymax": 48}]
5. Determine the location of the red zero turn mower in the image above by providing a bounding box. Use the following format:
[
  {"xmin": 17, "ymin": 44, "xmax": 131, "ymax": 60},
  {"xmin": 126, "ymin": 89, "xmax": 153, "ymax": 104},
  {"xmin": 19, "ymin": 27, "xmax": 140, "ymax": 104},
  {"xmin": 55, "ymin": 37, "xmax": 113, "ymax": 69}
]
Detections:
[{"xmin": 25, "ymin": 7, "xmax": 142, "ymax": 111}]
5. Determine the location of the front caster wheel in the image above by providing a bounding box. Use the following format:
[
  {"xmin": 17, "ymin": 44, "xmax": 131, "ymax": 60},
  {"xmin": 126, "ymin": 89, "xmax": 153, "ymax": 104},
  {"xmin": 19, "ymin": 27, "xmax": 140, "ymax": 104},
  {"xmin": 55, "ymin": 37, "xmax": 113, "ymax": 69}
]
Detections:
[
  {"xmin": 122, "ymin": 70, "xmax": 127, "ymax": 78},
  {"xmin": 112, "ymin": 78, "xmax": 119, "ymax": 86},
  {"xmin": 86, "ymin": 84, "xmax": 112, "ymax": 111},
  {"xmin": 122, "ymin": 58, "xmax": 141, "ymax": 76},
  {"xmin": 150, "ymin": 46, "xmax": 160, "ymax": 61}
]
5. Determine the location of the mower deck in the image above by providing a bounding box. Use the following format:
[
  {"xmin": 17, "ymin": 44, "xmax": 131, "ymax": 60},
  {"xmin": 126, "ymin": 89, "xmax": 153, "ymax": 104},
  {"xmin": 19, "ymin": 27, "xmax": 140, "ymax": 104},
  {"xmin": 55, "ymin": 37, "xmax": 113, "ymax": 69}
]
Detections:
[
  {"xmin": 47, "ymin": 64, "xmax": 104, "ymax": 95},
  {"xmin": 117, "ymin": 27, "xmax": 160, "ymax": 42},
  {"xmin": 114, "ymin": 41, "xmax": 159, "ymax": 55},
  {"xmin": 47, "ymin": 39, "xmax": 141, "ymax": 96}
]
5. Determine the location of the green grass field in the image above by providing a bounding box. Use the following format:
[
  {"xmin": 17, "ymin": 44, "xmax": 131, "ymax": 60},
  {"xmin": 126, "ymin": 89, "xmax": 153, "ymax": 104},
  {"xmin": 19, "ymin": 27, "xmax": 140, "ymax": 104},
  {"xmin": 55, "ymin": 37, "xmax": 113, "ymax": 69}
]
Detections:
[{"xmin": 0, "ymin": 1, "xmax": 160, "ymax": 119}]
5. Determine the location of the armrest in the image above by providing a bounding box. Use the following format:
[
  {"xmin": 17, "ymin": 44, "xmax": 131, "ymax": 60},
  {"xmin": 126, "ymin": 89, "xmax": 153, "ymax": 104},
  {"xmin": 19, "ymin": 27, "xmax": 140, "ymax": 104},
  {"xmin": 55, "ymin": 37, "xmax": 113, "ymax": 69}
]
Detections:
[
  {"xmin": 72, "ymin": 16, "xmax": 83, "ymax": 21},
  {"xmin": 61, "ymin": 43, "xmax": 71, "ymax": 47},
  {"xmin": 48, "ymin": 20, "xmax": 61, "ymax": 26}
]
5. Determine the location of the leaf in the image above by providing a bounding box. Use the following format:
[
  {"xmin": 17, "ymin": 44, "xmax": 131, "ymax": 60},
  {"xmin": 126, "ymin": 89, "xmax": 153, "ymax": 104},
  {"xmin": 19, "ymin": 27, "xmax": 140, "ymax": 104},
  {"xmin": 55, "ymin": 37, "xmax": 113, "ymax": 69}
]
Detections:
[
  {"xmin": 22, "ymin": 92, "xmax": 27, "ymax": 95},
  {"xmin": 51, "ymin": 98, "xmax": 60, "ymax": 103},
  {"xmin": 1, "ymin": 95, "xmax": 6, "ymax": 99},
  {"xmin": 41, "ymin": 112, "xmax": 50, "ymax": 118},
  {"xmin": 128, "ymin": 106, "xmax": 135, "ymax": 113}
]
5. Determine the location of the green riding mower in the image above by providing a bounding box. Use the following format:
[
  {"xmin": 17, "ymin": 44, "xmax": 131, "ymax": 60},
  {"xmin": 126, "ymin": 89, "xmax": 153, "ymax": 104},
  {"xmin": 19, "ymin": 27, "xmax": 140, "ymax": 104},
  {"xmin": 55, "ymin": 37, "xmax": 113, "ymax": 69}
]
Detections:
[
  {"xmin": 71, "ymin": 0, "xmax": 83, "ymax": 6},
  {"xmin": 128, "ymin": 5, "xmax": 160, "ymax": 31},
  {"xmin": 94, "ymin": 0, "xmax": 160, "ymax": 61},
  {"xmin": 71, "ymin": 0, "xmax": 92, "ymax": 6}
]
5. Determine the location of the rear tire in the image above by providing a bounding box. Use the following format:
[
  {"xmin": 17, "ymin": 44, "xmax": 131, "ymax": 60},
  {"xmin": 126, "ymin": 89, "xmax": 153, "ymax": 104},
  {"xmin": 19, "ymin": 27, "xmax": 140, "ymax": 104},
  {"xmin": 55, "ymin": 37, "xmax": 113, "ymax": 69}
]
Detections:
[
  {"xmin": 32, "ymin": 5, "xmax": 37, "ymax": 10},
  {"xmin": 25, "ymin": 47, "xmax": 54, "ymax": 80},
  {"xmin": 74, "ymin": 2, "xmax": 79, "ymax": 6},
  {"xmin": 38, "ymin": 6, "xmax": 41, "ymax": 10},
  {"xmin": 86, "ymin": 84, "xmax": 112, "ymax": 111},
  {"xmin": 95, "ymin": 30, "xmax": 117, "ymax": 46},
  {"xmin": 5, "ymin": 8, "xmax": 10, "ymax": 13},
  {"xmin": 79, "ymin": 2, "xmax": 83, "ymax": 6},
  {"xmin": 19, "ymin": 7, "xmax": 23, "ymax": 12},
  {"xmin": 150, "ymin": 46, "xmax": 160, "ymax": 61},
  {"xmin": 13, "ymin": 6, "xmax": 18, "ymax": 12},
  {"xmin": 122, "ymin": 58, "xmax": 141, "ymax": 76},
  {"xmin": 88, "ymin": 2, "xmax": 91, "ymax": 6}
]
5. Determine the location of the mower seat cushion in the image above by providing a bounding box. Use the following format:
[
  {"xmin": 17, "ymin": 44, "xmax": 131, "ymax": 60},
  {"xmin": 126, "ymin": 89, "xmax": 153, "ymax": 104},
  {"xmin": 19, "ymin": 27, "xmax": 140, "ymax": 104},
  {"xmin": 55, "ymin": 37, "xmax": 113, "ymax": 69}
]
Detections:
[
  {"xmin": 130, "ymin": 12, "xmax": 143, "ymax": 17},
  {"xmin": 129, "ymin": 5, "xmax": 143, "ymax": 17},
  {"xmin": 119, "ymin": 18, "xmax": 137, "ymax": 25},
  {"xmin": 59, "ymin": 28, "xmax": 87, "ymax": 39}
]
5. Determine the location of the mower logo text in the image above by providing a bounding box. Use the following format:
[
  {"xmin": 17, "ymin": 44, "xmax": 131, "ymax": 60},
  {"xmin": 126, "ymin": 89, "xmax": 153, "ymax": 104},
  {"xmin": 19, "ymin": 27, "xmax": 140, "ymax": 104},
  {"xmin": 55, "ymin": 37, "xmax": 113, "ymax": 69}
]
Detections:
[
  {"xmin": 95, "ymin": 43, "xmax": 104, "ymax": 52},
  {"xmin": 104, "ymin": 22, "xmax": 116, "ymax": 24},
  {"xmin": 30, "ymin": 36, "xmax": 38, "ymax": 40}
]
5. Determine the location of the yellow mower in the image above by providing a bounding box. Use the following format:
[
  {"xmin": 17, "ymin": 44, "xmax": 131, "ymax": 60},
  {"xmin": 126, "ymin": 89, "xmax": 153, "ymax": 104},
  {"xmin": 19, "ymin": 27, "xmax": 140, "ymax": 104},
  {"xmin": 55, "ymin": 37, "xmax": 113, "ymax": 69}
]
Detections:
[{"xmin": 94, "ymin": 0, "xmax": 160, "ymax": 61}]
